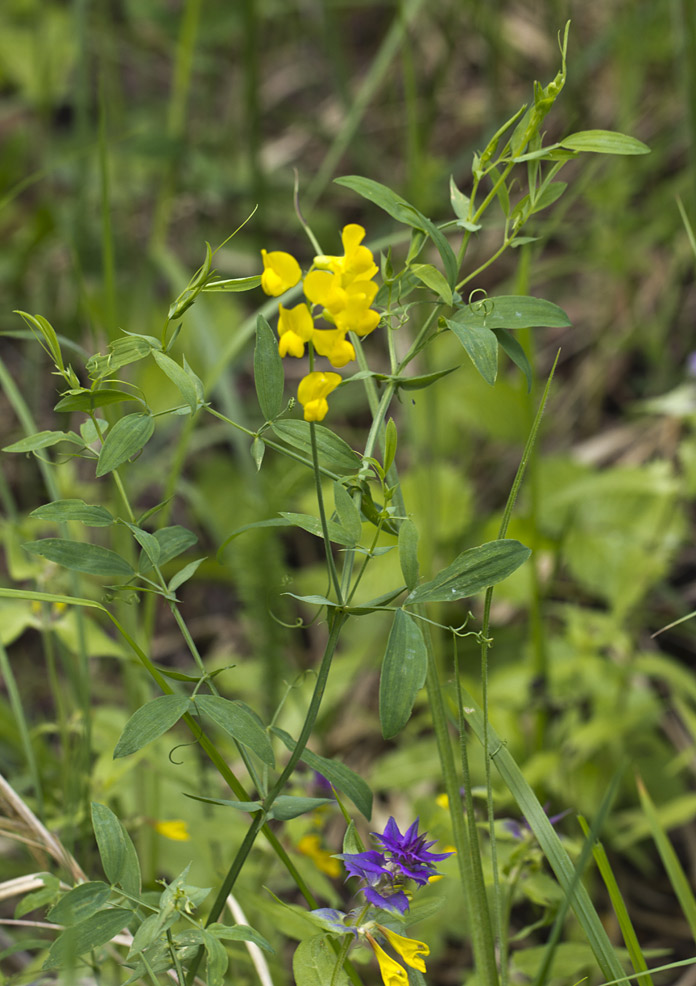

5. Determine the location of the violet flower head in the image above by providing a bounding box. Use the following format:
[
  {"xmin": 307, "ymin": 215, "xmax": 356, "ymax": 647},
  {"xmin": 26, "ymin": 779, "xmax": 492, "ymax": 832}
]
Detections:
[{"xmin": 339, "ymin": 817, "xmax": 452, "ymax": 915}]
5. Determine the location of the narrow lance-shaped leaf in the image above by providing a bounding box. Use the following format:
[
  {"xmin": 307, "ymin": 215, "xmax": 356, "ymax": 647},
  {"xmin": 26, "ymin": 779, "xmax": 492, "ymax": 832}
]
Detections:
[
  {"xmin": 23, "ymin": 539, "xmax": 134, "ymax": 578},
  {"xmin": 332, "ymin": 484, "xmax": 362, "ymax": 544},
  {"xmin": 96, "ymin": 413, "xmax": 155, "ymax": 477},
  {"xmin": 254, "ymin": 314, "xmax": 284, "ymax": 420},
  {"xmin": 3, "ymin": 431, "xmax": 84, "ymax": 453},
  {"xmin": 113, "ymin": 694, "xmax": 191, "ymax": 759},
  {"xmin": 43, "ymin": 908, "xmax": 133, "ymax": 969},
  {"xmin": 379, "ymin": 609, "xmax": 428, "ymax": 739},
  {"xmin": 194, "ymin": 695, "xmax": 275, "ymax": 767},
  {"xmin": 152, "ymin": 351, "xmax": 200, "ymax": 413},
  {"xmin": 398, "ymin": 519, "xmax": 419, "ymax": 590},
  {"xmin": 446, "ymin": 319, "xmax": 499, "ymax": 385},
  {"xmin": 91, "ymin": 802, "xmax": 141, "ymax": 894},
  {"xmin": 560, "ymin": 130, "xmax": 650, "ymax": 155},
  {"xmin": 272, "ymin": 420, "xmax": 359, "ymax": 476},
  {"xmin": 448, "ymin": 296, "xmax": 571, "ymax": 332},
  {"xmin": 30, "ymin": 499, "xmax": 114, "ymax": 527},
  {"xmin": 406, "ymin": 539, "xmax": 530, "ymax": 603}
]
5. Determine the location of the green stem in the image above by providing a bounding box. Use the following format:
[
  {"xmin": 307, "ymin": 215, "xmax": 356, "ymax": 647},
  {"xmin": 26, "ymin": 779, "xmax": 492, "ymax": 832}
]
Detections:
[{"xmin": 310, "ymin": 422, "xmax": 343, "ymax": 603}]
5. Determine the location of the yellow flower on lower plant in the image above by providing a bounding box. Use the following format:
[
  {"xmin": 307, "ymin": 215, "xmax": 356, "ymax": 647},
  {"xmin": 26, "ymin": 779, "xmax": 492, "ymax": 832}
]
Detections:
[
  {"xmin": 377, "ymin": 926, "xmax": 429, "ymax": 972},
  {"xmin": 297, "ymin": 371, "xmax": 341, "ymax": 422},
  {"xmin": 296, "ymin": 834, "xmax": 342, "ymax": 878},
  {"xmin": 153, "ymin": 819, "xmax": 190, "ymax": 841},
  {"xmin": 367, "ymin": 936, "xmax": 409, "ymax": 986},
  {"xmin": 261, "ymin": 249, "xmax": 302, "ymax": 296},
  {"xmin": 278, "ymin": 302, "xmax": 315, "ymax": 358}
]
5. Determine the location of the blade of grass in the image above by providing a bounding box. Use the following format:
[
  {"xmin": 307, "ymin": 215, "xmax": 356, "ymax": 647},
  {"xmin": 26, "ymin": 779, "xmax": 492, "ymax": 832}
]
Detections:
[
  {"xmin": 636, "ymin": 775, "xmax": 696, "ymax": 942},
  {"xmin": 578, "ymin": 815, "xmax": 654, "ymax": 986}
]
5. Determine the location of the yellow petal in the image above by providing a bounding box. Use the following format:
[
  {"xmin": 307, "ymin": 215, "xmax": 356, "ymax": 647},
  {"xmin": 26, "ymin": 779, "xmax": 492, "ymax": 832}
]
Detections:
[
  {"xmin": 369, "ymin": 938, "xmax": 409, "ymax": 986},
  {"xmin": 304, "ymin": 270, "xmax": 347, "ymax": 314},
  {"xmin": 312, "ymin": 328, "xmax": 355, "ymax": 368},
  {"xmin": 297, "ymin": 371, "xmax": 342, "ymax": 422},
  {"xmin": 378, "ymin": 927, "xmax": 429, "ymax": 973},
  {"xmin": 278, "ymin": 303, "xmax": 315, "ymax": 358},
  {"xmin": 261, "ymin": 250, "xmax": 302, "ymax": 296},
  {"xmin": 153, "ymin": 820, "xmax": 190, "ymax": 841},
  {"xmin": 296, "ymin": 834, "xmax": 342, "ymax": 878}
]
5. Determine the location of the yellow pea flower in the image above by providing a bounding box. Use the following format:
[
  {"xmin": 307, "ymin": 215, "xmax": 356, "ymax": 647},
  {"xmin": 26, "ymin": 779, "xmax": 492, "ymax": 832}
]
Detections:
[
  {"xmin": 296, "ymin": 834, "xmax": 342, "ymax": 878},
  {"xmin": 297, "ymin": 371, "xmax": 342, "ymax": 422},
  {"xmin": 153, "ymin": 819, "xmax": 190, "ymax": 841},
  {"xmin": 340, "ymin": 223, "xmax": 379, "ymax": 282},
  {"xmin": 303, "ymin": 269, "xmax": 347, "ymax": 314},
  {"xmin": 261, "ymin": 249, "xmax": 302, "ymax": 296},
  {"xmin": 312, "ymin": 328, "xmax": 355, "ymax": 368},
  {"xmin": 377, "ymin": 927, "xmax": 429, "ymax": 972},
  {"xmin": 278, "ymin": 302, "xmax": 315, "ymax": 358},
  {"xmin": 367, "ymin": 936, "xmax": 409, "ymax": 986}
]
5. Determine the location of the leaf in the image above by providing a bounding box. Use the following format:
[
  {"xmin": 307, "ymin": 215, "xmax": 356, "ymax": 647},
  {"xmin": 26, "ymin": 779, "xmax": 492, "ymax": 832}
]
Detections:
[
  {"xmin": 448, "ymin": 295, "xmax": 571, "ymax": 332},
  {"xmin": 202, "ymin": 929, "xmax": 228, "ymax": 986},
  {"xmin": 15, "ymin": 311, "xmax": 64, "ymax": 371},
  {"xmin": 409, "ymin": 263, "xmax": 453, "ymax": 306},
  {"xmin": 207, "ymin": 921, "xmax": 272, "ymax": 952},
  {"xmin": 254, "ymin": 314, "xmax": 284, "ymax": 420},
  {"xmin": 47, "ymin": 882, "xmax": 112, "ymax": 926},
  {"xmin": 271, "ymin": 796, "xmax": 335, "ymax": 820},
  {"xmin": 125, "ymin": 524, "xmax": 160, "ymax": 567},
  {"xmin": 533, "ymin": 181, "xmax": 567, "ymax": 211},
  {"xmin": 86, "ymin": 336, "xmax": 155, "ymax": 381},
  {"xmin": 194, "ymin": 695, "xmax": 275, "ymax": 766},
  {"xmin": 379, "ymin": 610, "xmax": 428, "ymax": 739},
  {"xmin": 91, "ymin": 803, "xmax": 141, "ymax": 894},
  {"xmin": 23, "ymin": 539, "xmax": 134, "ymax": 577},
  {"xmin": 334, "ymin": 175, "xmax": 458, "ymax": 287},
  {"xmin": 54, "ymin": 388, "xmax": 139, "ymax": 413},
  {"xmin": 449, "ymin": 175, "xmax": 471, "ymax": 221},
  {"xmin": 398, "ymin": 519, "xmax": 420, "ymax": 590},
  {"xmin": 30, "ymin": 499, "xmax": 114, "ymax": 527},
  {"xmin": 251, "ymin": 436, "xmax": 266, "ymax": 471},
  {"xmin": 333, "ymin": 483, "xmax": 362, "ymax": 544},
  {"xmin": 280, "ymin": 511, "xmax": 355, "ymax": 546},
  {"xmin": 96, "ymin": 413, "xmax": 155, "ymax": 477},
  {"xmin": 3, "ymin": 430, "xmax": 84, "ymax": 453},
  {"xmin": 383, "ymin": 418, "xmax": 397, "ymax": 474},
  {"xmin": 138, "ymin": 526, "xmax": 198, "ymax": 574},
  {"xmin": 152, "ymin": 351, "xmax": 201, "ymax": 413},
  {"xmin": 293, "ymin": 934, "xmax": 351, "ymax": 986},
  {"xmin": 14, "ymin": 873, "xmax": 60, "ymax": 919},
  {"xmin": 391, "ymin": 365, "xmax": 459, "ymax": 391},
  {"xmin": 272, "ymin": 727, "xmax": 372, "ymax": 819},
  {"xmin": 113, "ymin": 694, "xmax": 190, "ymax": 758},
  {"xmin": 560, "ymin": 129, "xmax": 650, "ymax": 155},
  {"xmin": 495, "ymin": 328, "xmax": 533, "ymax": 392},
  {"xmin": 406, "ymin": 539, "xmax": 531, "ymax": 603},
  {"xmin": 202, "ymin": 275, "xmax": 262, "ymax": 292},
  {"xmin": 168, "ymin": 557, "xmax": 205, "ymax": 593},
  {"xmin": 446, "ymin": 319, "xmax": 499, "ymax": 385},
  {"xmin": 43, "ymin": 908, "xmax": 133, "ymax": 969},
  {"xmin": 272, "ymin": 420, "xmax": 359, "ymax": 476}
]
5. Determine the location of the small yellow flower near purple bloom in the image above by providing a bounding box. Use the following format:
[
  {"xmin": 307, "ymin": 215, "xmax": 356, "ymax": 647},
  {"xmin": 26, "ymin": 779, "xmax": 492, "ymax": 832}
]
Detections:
[
  {"xmin": 296, "ymin": 833, "xmax": 342, "ymax": 878},
  {"xmin": 152, "ymin": 819, "xmax": 190, "ymax": 841},
  {"xmin": 260, "ymin": 224, "xmax": 380, "ymax": 420}
]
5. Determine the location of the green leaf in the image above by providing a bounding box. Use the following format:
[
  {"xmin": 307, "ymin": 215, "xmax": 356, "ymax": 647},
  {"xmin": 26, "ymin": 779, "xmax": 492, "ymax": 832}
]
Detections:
[
  {"xmin": 270, "ymin": 796, "xmax": 334, "ymax": 820},
  {"xmin": 334, "ymin": 175, "xmax": 458, "ymax": 287},
  {"xmin": 332, "ymin": 483, "xmax": 362, "ymax": 544},
  {"xmin": 15, "ymin": 311, "xmax": 64, "ymax": 371},
  {"xmin": 251, "ymin": 436, "xmax": 266, "ymax": 471},
  {"xmin": 533, "ymin": 181, "xmax": 567, "ymax": 211},
  {"xmin": 23, "ymin": 539, "xmax": 134, "ymax": 577},
  {"xmin": 202, "ymin": 275, "xmax": 262, "ymax": 292},
  {"xmin": 449, "ymin": 175, "xmax": 471, "ymax": 221},
  {"xmin": 391, "ymin": 365, "xmax": 459, "ymax": 391},
  {"xmin": 398, "ymin": 519, "xmax": 420, "ymax": 590},
  {"xmin": 14, "ymin": 873, "xmax": 60, "ymax": 919},
  {"xmin": 446, "ymin": 319, "xmax": 498, "ymax": 385},
  {"xmin": 449, "ymin": 295, "xmax": 571, "ymax": 332},
  {"xmin": 254, "ymin": 314, "xmax": 284, "ymax": 420},
  {"xmin": 47, "ymin": 882, "xmax": 112, "ymax": 926},
  {"xmin": 54, "ymin": 388, "xmax": 139, "ymax": 413},
  {"xmin": 293, "ymin": 934, "xmax": 351, "ymax": 986},
  {"xmin": 280, "ymin": 511, "xmax": 356, "ymax": 546},
  {"xmin": 168, "ymin": 557, "xmax": 205, "ymax": 593},
  {"xmin": 184, "ymin": 795, "xmax": 263, "ymax": 813},
  {"xmin": 91, "ymin": 803, "xmax": 141, "ymax": 894},
  {"xmin": 272, "ymin": 420, "xmax": 359, "ymax": 476},
  {"xmin": 86, "ymin": 336, "xmax": 155, "ymax": 381},
  {"xmin": 43, "ymin": 908, "xmax": 133, "ymax": 969},
  {"xmin": 138, "ymin": 526, "xmax": 198, "ymax": 574},
  {"xmin": 3, "ymin": 430, "xmax": 83, "ymax": 453},
  {"xmin": 207, "ymin": 921, "xmax": 272, "ymax": 952},
  {"xmin": 495, "ymin": 328, "xmax": 533, "ymax": 392},
  {"xmin": 113, "ymin": 694, "xmax": 190, "ymax": 759},
  {"xmin": 30, "ymin": 499, "xmax": 114, "ymax": 527},
  {"xmin": 406, "ymin": 539, "xmax": 530, "ymax": 603},
  {"xmin": 379, "ymin": 610, "xmax": 427, "ymax": 739},
  {"xmin": 202, "ymin": 929, "xmax": 229, "ymax": 986},
  {"xmin": 383, "ymin": 417, "xmax": 397, "ymax": 473},
  {"xmin": 152, "ymin": 351, "xmax": 201, "ymax": 413},
  {"xmin": 194, "ymin": 695, "xmax": 275, "ymax": 766},
  {"xmin": 125, "ymin": 524, "xmax": 160, "ymax": 567},
  {"xmin": 96, "ymin": 413, "xmax": 155, "ymax": 477},
  {"xmin": 409, "ymin": 263, "xmax": 453, "ymax": 306},
  {"xmin": 560, "ymin": 129, "xmax": 650, "ymax": 155},
  {"xmin": 272, "ymin": 727, "xmax": 372, "ymax": 819}
]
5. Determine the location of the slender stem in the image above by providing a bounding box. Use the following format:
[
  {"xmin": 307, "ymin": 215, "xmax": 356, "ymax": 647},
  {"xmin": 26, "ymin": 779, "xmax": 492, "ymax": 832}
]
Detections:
[{"xmin": 310, "ymin": 422, "xmax": 343, "ymax": 603}]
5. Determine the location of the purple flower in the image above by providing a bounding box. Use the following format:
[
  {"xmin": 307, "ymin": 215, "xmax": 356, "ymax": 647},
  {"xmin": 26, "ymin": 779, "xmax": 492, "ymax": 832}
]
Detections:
[{"xmin": 339, "ymin": 817, "xmax": 452, "ymax": 914}]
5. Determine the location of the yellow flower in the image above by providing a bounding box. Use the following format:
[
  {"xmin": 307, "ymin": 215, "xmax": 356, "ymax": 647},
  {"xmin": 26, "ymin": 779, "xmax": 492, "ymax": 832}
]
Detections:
[
  {"xmin": 296, "ymin": 834, "xmax": 342, "ymax": 878},
  {"xmin": 435, "ymin": 793, "xmax": 449, "ymax": 810},
  {"xmin": 368, "ymin": 936, "xmax": 409, "ymax": 986},
  {"xmin": 297, "ymin": 371, "xmax": 342, "ymax": 422},
  {"xmin": 153, "ymin": 819, "xmax": 190, "ymax": 841},
  {"xmin": 278, "ymin": 302, "xmax": 315, "ymax": 358},
  {"xmin": 377, "ymin": 926, "xmax": 429, "ymax": 972},
  {"xmin": 303, "ymin": 269, "xmax": 347, "ymax": 314},
  {"xmin": 314, "ymin": 225, "xmax": 378, "ymax": 285},
  {"xmin": 312, "ymin": 328, "xmax": 355, "ymax": 368},
  {"xmin": 261, "ymin": 249, "xmax": 302, "ymax": 296}
]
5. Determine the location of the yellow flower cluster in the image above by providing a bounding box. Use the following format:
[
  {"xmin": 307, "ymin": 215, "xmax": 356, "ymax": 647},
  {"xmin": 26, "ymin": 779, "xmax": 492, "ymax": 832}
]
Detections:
[{"xmin": 261, "ymin": 224, "xmax": 380, "ymax": 421}]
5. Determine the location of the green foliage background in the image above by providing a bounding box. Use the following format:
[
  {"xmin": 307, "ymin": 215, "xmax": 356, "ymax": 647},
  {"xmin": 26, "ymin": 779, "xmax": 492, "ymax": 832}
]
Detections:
[{"xmin": 2, "ymin": 0, "xmax": 696, "ymax": 984}]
